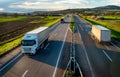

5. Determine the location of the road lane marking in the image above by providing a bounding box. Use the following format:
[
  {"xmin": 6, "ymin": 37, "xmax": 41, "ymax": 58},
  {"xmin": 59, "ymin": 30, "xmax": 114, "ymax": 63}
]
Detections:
[
  {"xmin": 0, "ymin": 53, "xmax": 22, "ymax": 71},
  {"xmin": 52, "ymin": 24, "xmax": 69, "ymax": 77},
  {"xmin": 76, "ymin": 62, "xmax": 83, "ymax": 77},
  {"xmin": 111, "ymin": 42, "xmax": 120, "ymax": 49},
  {"xmin": 105, "ymin": 45, "xmax": 111, "ymax": 50},
  {"xmin": 63, "ymin": 59, "xmax": 71, "ymax": 77},
  {"xmin": 44, "ymin": 43, "xmax": 50, "ymax": 50},
  {"xmin": 103, "ymin": 50, "xmax": 112, "ymax": 62},
  {"xmin": 79, "ymin": 24, "xmax": 84, "ymax": 31},
  {"xmin": 77, "ymin": 25, "xmax": 95, "ymax": 77},
  {"xmin": 22, "ymin": 70, "xmax": 29, "ymax": 77},
  {"xmin": 73, "ymin": 33, "xmax": 83, "ymax": 77}
]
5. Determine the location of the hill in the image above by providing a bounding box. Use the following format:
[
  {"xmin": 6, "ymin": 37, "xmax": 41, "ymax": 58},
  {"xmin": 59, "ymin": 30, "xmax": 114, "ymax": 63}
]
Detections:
[{"xmin": 31, "ymin": 5, "xmax": 120, "ymax": 15}]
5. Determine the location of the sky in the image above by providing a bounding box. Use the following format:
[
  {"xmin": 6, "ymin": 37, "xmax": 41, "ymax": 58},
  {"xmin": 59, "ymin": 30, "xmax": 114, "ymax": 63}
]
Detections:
[{"xmin": 0, "ymin": 0, "xmax": 120, "ymax": 13}]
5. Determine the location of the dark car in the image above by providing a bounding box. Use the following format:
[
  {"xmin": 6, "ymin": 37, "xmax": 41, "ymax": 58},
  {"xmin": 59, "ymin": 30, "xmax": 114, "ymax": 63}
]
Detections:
[{"xmin": 60, "ymin": 18, "xmax": 65, "ymax": 23}]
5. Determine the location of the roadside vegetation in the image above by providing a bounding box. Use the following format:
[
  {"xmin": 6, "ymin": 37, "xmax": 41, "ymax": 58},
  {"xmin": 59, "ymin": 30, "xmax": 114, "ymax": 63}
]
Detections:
[
  {"xmin": 0, "ymin": 37, "xmax": 22, "ymax": 55},
  {"xmin": 70, "ymin": 16, "xmax": 75, "ymax": 31},
  {"xmin": 29, "ymin": 16, "xmax": 60, "ymax": 24},
  {"xmin": 103, "ymin": 15, "xmax": 120, "ymax": 20},
  {"xmin": 0, "ymin": 15, "xmax": 63, "ymax": 56},
  {"xmin": 81, "ymin": 15, "xmax": 120, "ymax": 41}
]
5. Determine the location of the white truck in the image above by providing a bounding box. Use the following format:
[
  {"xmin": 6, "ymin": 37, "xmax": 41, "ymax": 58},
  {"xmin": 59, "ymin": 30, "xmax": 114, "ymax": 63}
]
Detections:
[
  {"xmin": 21, "ymin": 27, "xmax": 50, "ymax": 54},
  {"xmin": 91, "ymin": 25, "xmax": 111, "ymax": 43}
]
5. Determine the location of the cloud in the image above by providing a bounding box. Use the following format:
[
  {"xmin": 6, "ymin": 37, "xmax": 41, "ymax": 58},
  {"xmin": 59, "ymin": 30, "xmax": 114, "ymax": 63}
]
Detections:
[
  {"xmin": 54, "ymin": 0, "xmax": 89, "ymax": 4},
  {"xmin": 108, "ymin": 0, "xmax": 120, "ymax": 5},
  {"xmin": 11, "ymin": 5, "xmax": 65, "ymax": 10},
  {"xmin": 8, "ymin": 0, "xmax": 120, "ymax": 12},
  {"xmin": 9, "ymin": 1, "xmax": 66, "ymax": 11},
  {"xmin": 0, "ymin": 8, "xmax": 4, "ymax": 11},
  {"xmin": 9, "ymin": 0, "xmax": 89, "ymax": 10}
]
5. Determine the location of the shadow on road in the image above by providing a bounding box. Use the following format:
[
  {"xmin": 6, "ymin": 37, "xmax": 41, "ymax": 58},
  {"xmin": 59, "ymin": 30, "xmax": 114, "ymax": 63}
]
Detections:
[{"xmin": 29, "ymin": 40, "xmax": 71, "ymax": 70}]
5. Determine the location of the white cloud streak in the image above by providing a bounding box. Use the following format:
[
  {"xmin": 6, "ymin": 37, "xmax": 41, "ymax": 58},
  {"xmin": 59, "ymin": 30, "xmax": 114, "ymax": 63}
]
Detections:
[
  {"xmin": 0, "ymin": 8, "xmax": 4, "ymax": 11},
  {"xmin": 108, "ymin": 0, "xmax": 120, "ymax": 5}
]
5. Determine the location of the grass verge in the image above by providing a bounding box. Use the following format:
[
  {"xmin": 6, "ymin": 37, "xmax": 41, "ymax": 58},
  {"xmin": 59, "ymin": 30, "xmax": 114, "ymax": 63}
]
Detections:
[
  {"xmin": 45, "ymin": 18, "xmax": 60, "ymax": 27},
  {"xmin": 70, "ymin": 16, "xmax": 75, "ymax": 31},
  {"xmin": 0, "ymin": 37, "xmax": 22, "ymax": 55},
  {"xmin": 103, "ymin": 15, "xmax": 120, "ymax": 20}
]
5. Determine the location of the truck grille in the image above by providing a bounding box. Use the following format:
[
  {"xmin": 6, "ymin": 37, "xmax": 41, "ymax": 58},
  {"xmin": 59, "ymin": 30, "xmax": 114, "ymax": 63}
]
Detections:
[{"xmin": 23, "ymin": 48, "xmax": 31, "ymax": 51}]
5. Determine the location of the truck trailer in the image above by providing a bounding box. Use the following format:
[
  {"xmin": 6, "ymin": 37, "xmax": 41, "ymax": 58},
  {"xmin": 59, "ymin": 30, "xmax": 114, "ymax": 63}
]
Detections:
[
  {"xmin": 21, "ymin": 27, "xmax": 50, "ymax": 54},
  {"xmin": 91, "ymin": 25, "xmax": 111, "ymax": 43}
]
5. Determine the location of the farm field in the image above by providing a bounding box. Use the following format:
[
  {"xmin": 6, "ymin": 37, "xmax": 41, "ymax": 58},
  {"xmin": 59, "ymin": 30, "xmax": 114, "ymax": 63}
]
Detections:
[
  {"xmin": 83, "ymin": 15, "xmax": 120, "ymax": 40},
  {"xmin": 0, "ymin": 16, "xmax": 28, "ymax": 23},
  {"xmin": 0, "ymin": 15, "xmax": 62, "ymax": 55}
]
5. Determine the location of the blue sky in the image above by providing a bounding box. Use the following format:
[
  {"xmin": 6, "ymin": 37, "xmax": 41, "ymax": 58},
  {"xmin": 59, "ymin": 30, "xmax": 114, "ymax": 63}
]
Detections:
[{"xmin": 0, "ymin": 0, "xmax": 120, "ymax": 13}]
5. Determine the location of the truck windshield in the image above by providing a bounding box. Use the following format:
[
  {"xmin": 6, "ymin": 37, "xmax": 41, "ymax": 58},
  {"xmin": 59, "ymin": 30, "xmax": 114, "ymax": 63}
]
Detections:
[{"xmin": 22, "ymin": 40, "xmax": 36, "ymax": 46}]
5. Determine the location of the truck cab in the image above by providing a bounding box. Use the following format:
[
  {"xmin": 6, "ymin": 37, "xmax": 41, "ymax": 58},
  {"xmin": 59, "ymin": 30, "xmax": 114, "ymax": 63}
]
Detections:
[
  {"xmin": 21, "ymin": 34, "xmax": 37, "ymax": 54},
  {"xmin": 21, "ymin": 27, "xmax": 49, "ymax": 55}
]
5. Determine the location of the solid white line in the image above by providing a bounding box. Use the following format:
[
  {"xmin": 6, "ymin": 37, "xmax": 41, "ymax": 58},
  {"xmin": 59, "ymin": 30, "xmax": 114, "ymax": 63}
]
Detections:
[
  {"xmin": 103, "ymin": 50, "xmax": 112, "ymax": 62},
  {"xmin": 0, "ymin": 53, "xmax": 22, "ymax": 71},
  {"xmin": 22, "ymin": 70, "xmax": 29, "ymax": 77},
  {"xmin": 79, "ymin": 24, "xmax": 84, "ymax": 31},
  {"xmin": 76, "ymin": 62, "xmax": 83, "ymax": 77},
  {"xmin": 111, "ymin": 42, "xmax": 120, "ymax": 49},
  {"xmin": 77, "ymin": 26, "xmax": 95, "ymax": 77},
  {"xmin": 63, "ymin": 30, "xmax": 72, "ymax": 77},
  {"xmin": 52, "ymin": 24, "xmax": 69, "ymax": 77},
  {"xmin": 62, "ymin": 59, "xmax": 71, "ymax": 77},
  {"xmin": 44, "ymin": 43, "xmax": 50, "ymax": 50}
]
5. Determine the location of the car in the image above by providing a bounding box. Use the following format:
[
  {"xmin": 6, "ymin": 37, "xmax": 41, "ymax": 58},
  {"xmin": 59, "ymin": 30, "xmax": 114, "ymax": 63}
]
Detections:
[{"xmin": 60, "ymin": 18, "xmax": 65, "ymax": 23}]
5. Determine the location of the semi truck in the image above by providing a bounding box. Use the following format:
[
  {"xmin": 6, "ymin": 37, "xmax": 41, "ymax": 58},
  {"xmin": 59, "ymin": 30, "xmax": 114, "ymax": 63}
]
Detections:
[
  {"xmin": 21, "ymin": 27, "xmax": 50, "ymax": 55},
  {"xmin": 91, "ymin": 25, "xmax": 111, "ymax": 43}
]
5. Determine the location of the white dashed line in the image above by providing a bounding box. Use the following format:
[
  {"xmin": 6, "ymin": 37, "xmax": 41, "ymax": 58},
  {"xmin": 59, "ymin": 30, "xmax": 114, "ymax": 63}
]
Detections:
[
  {"xmin": 0, "ymin": 53, "xmax": 22, "ymax": 71},
  {"xmin": 111, "ymin": 42, "xmax": 120, "ymax": 49},
  {"xmin": 103, "ymin": 50, "xmax": 112, "ymax": 62},
  {"xmin": 77, "ymin": 25, "xmax": 95, "ymax": 77},
  {"xmin": 22, "ymin": 70, "xmax": 29, "ymax": 77},
  {"xmin": 44, "ymin": 43, "xmax": 50, "ymax": 50},
  {"xmin": 52, "ymin": 24, "xmax": 69, "ymax": 77}
]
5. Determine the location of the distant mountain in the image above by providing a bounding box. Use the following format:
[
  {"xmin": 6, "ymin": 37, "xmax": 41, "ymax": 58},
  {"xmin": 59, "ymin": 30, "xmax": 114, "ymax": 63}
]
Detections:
[
  {"xmin": 93, "ymin": 5, "xmax": 120, "ymax": 10},
  {"xmin": 31, "ymin": 5, "xmax": 120, "ymax": 15}
]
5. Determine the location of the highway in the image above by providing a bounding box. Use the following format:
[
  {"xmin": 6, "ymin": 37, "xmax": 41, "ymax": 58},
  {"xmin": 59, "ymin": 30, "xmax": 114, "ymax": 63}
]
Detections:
[
  {"xmin": 0, "ymin": 15, "xmax": 120, "ymax": 77},
  {"xmin": 74, "ymin": 15, "xmax": 120, "ymax": 77},
  {"xmin": 0, "ymin": 16, "xmax": 72, "ymax": 77}
]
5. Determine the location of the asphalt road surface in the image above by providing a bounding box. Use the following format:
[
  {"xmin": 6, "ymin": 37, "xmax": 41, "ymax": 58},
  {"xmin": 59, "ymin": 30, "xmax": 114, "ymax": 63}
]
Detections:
[
  {"xmin": 74, "ymin": 15, "xmax": 120, "ymax": 77},
  {"xmin": 0, "ymin": 16, "xmax": 72, "ymax": 77}
]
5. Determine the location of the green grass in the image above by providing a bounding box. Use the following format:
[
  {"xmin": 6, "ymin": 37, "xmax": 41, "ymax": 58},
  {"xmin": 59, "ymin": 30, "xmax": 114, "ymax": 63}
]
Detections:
[
  {"xmin": 0, "ymin": 16, "xmax": 27, "ymax": 23},
  {"xmin": 29, "ymin": 20, "xmax": 42, "ymax": 24},
  {"xmin": 85, "ymin": 17, "xmax": 120, "ymax": 40},
  {"xmin": 70, "ymin": 16, "xmax": 75, "ymax": 31},
  {"xmin": 103, "ymin": 15, "xmax": 120, "ymax": 20},
  {"xmin": 45, "ymin": 18, "xmax": 61, "ymax": 27},
  {"xmin": 29, "ymin": 16, "xmax": 60, "ymax": 24},
  {"xmin": 0, "ymin": 37, "xmax": 22, "ymax": 55},
  {"xmin": 65, "ymin": 70, "xmax": 80, "ymax": 77}
]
